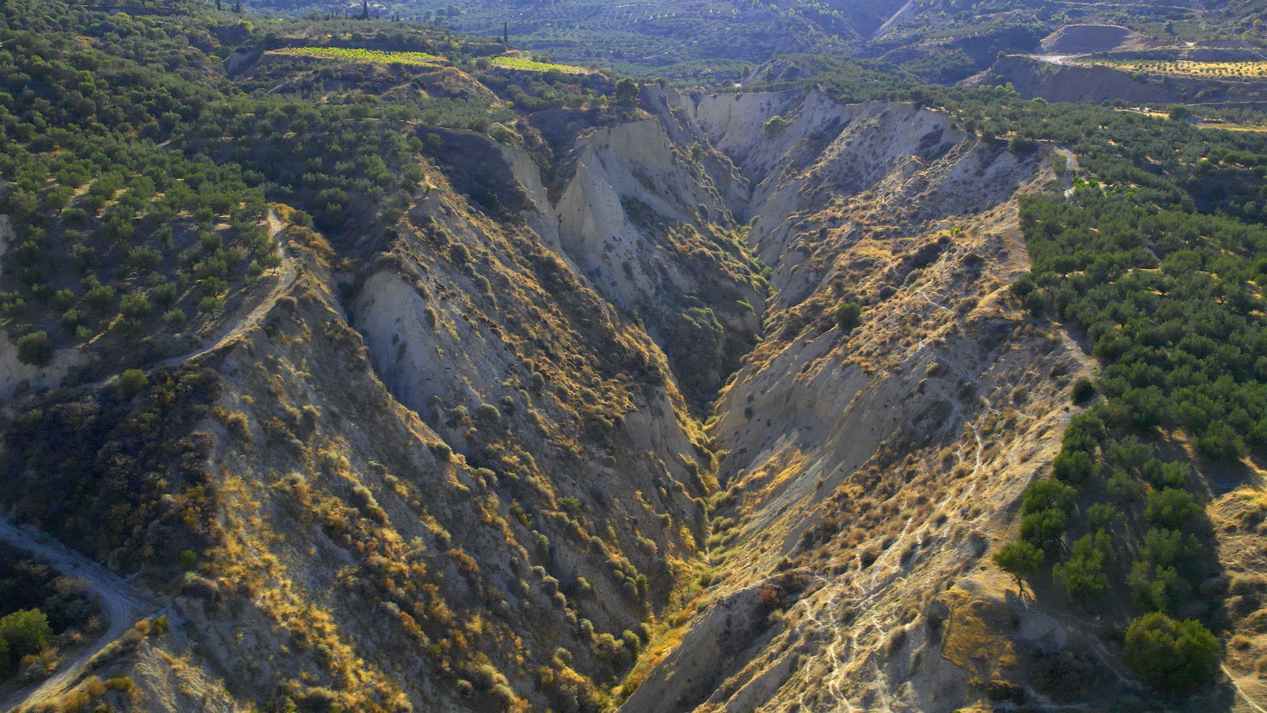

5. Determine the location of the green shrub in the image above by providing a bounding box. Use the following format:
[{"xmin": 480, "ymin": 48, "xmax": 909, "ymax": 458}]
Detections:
[
  {"xmin": 1023, "ymin": 479, "xmax": 1077, "ymax": 513},
  {"xmin": 491, "ymin": 682, "xmax": 517, "ymax": 710},
  {"xmin": 429, "ymin": 442, "xmax": 453, "ymax": 462},
  {"xmin": 1087, "ymin": 502, "xmax": 1120, "ymax": 530},
  {"xmin": 1197, "ymin": 421, "xmax": 1243, "ymax": 461},
  {"xmin": 1021, "ymin": 508, "xmax": 1066, "ymax": 550},
  {"xmin": 152, "ymin": 283, "xmax": 178, "ymax": 307},
  {"xmin": 1128, "ymin": 559, "xmax": 1189, "ymax": 613},
  {"xmin": 162, "ymin": 308, "xmax": 187, "ymax": 327},
  {"xmin": 1072, "ymin": 378, "xmax": 1096, "ymax": 405},
  {"xmin": 118, "ymin": 369, "xmax": 149, "ymax": 399},
  {"xmin": 1123, "ymin": 612, "xmax": 1219, "ymax": 694},
  {"xmin": 84, "ymin": 284, "xmax": 117, "ymax": 313},
  {"xmin": 51, "ymin": 289, "xmax": 76, "ymax": 310},
  {"xmin": 475, "ymin": 402, "xmax": 502, "ymax": 426},
  {"xmin": 763, "ymin": 115, "xmax": 792, "ymax": 137},
  {"xmin": 15, "ymin": 331, "xmax": 53, "ymax": 367},
  {"xmin": 614, "ymin": 78, "xmax": 639, "ymax": 109},
  {"xmin": 1145, "ymin": 488, "xmax": 1202, "ymax": 530},
  {"xmin": 0, "ymin": 609, "xmax": 52, "ymax": 660},
  {"xmin": 622, "ymin": 629, "xmax": 642, "ymax": 652},
  {"xmin": 1053, "ymin": 532, "xmax": 1110, "ymax": 605},
  {"xmin": 61, "ymin": 308, "xmax": 82, "ymax": 329},
  {"xmin": 834, "ymin": 302, "xmax": 861, "ymax": 335},
  {"xmin": 1008, "ymin": 135, "xmax": 1038, "ymax": 154},
  {"xmin": 1052, "ymin": 450, "xmax": 1094, "ymax": 484}
]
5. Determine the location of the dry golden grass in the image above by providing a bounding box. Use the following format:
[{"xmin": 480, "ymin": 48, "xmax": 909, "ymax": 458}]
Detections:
[{"xmin": 940, "ymin": 588, "xmax": 1017, "ymax": 676}]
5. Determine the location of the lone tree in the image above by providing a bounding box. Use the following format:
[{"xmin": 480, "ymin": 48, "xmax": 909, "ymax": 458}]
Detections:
[
  {"xmin": 834, "ymin": 301, "xmax": 861, "ymax": 335},
  {"xmin": 615, "ymin": 78, "xmax": 639, "ymax": 110},
  {"xmin": 15, "ymin": 331, "xmax": 52, "ymax": 367},
  {"xmin": 993, "ymin": 540, "xmax": 1044, "ymax": 595}
]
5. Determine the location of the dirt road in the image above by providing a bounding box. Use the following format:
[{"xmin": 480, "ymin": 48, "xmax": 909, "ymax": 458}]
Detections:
[{"xmin": 0, "ymin": 517, "xmax": 161, "ymax": 712}]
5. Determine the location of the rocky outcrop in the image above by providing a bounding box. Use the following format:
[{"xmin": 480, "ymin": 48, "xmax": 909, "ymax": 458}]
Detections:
[{"xmin": 426, "ymin": 116, "xmax": 766, "ymax": 408}]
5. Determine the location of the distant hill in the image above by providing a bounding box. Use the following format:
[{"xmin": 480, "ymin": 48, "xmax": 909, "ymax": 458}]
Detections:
[{"xmin": 246, "ymin": 0, "xmax": 1261, "ymax": 83}]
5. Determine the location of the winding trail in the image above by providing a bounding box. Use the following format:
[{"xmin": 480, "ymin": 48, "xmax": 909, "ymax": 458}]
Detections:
[
  {"xmin": 46, "ymin": 210, "xmax": 296, "ymax": 403},
  {"xmin": 0, "ymin": 518, "xmax": 160, "ymax": 712},
  {"xmin": 0, "ymin": 212, "xmax": 294, "ymax": 711},
  {"xmin": 148, "ymin": 210, "xmax": 295, "ymax": 372},
  {"xmin": 1223, "ymin": 664, "xmax": 1267, "ymax": 713}
]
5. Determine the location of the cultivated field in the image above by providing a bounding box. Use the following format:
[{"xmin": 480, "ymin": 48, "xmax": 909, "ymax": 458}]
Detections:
[
  {"xmin": 488, "ymin": 55, "xmax": 592, "ymax": 74},
  {"xmin": 267, "ymin": 47, "xmax": 446, "ymax": 66},
  {"xmin": 1079, "ymin": 59, "xmax": 1267, "ymax": 80}
]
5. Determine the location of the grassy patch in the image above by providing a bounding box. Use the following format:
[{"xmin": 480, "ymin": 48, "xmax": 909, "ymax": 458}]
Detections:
[
  {"xmin": 490, "ymin": 55, "xmax": 592, "ymax": 75},
  {"xmin": 269, "ymin": 47, "xmax": 446, "ymax": 67},
  {"xmin": 1199, "ymin": 121, "xmax": 1267, "ymax": 134}
]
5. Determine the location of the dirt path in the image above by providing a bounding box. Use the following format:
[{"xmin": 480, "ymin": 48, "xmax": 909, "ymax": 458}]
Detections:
[
  {"xmin": 149, "ymin": 209, "xmax": 295, "ymax": 371},
  {"xmin": 1223, "ymin": 664, "xmax": 1267, "ymax": 713},
  {"xmin": 45, "ymin": 210, "xmax": 297, "ymax": 403},
  {"xmin": 0, "ymin": 517, "xmax": 161, "ymax": 712}
]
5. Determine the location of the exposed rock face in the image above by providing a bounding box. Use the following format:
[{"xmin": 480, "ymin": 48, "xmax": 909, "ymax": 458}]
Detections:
[
  {"xmin": 551, "ymin": 118, "xmax": 765, "ymax": 405},
  {"xmin": 618, "ymin": 89, "xmax": 1106, "ymax": 712}
]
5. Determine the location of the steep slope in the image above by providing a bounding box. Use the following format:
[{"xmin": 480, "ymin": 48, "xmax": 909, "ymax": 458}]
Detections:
[
  {"xmin": 0, "ymin": 81, "xmax": 762, "ymax": 711},
  {"xmin": 615, "ymin": 89, "xmax": 1113, "ymax": 712}
]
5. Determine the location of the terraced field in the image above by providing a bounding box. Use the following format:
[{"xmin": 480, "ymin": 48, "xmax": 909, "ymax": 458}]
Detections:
[
  {"xmin": 268, "ymin": 46, "xmax": 446, "ymax": 66},
  {"xmin": 1080, "ymin": 58, "xmax": 1267, "ymax": 79},
  {"xmin": 488, "ymin": 55, "xmax": 592, "ymax": 74}
]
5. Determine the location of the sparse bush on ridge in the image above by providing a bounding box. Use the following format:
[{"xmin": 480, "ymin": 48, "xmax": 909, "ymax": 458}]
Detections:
[
  {"xmin": 763, "ymin": 115, "xmax": 792, "ymax": 137},
  {"xmin": 834, "ymin": 302, "xmax": 862, "ymax": 335}
]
